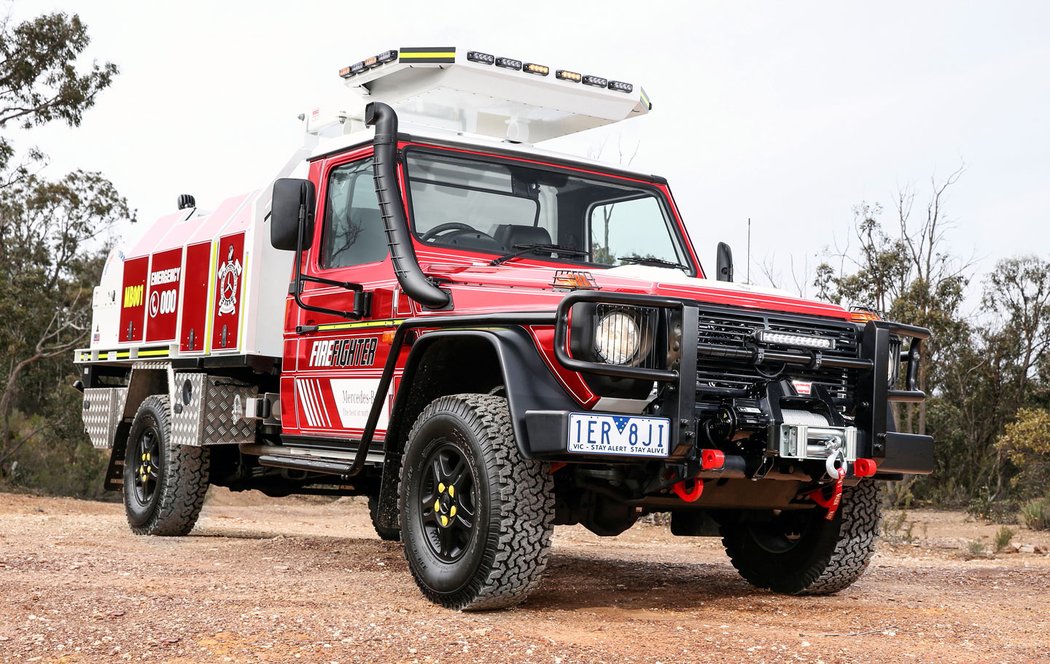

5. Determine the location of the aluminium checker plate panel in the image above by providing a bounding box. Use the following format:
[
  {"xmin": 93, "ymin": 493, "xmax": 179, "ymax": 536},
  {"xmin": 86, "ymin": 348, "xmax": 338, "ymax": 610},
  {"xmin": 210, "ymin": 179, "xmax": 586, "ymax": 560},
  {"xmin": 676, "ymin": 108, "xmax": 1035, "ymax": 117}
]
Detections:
[
  {"xmin": 171, "ymin": 373, "xmax": 257, "ymax": 447},
  {"xmin": 82, "ymin": 387, "xmax": 128, "ymax": 449}
]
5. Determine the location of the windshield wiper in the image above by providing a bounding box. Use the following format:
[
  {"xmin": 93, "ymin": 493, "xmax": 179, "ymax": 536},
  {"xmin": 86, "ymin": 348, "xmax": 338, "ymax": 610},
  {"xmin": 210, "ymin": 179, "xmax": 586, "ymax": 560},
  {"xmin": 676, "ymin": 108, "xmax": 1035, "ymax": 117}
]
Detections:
[
  {"xmin": 618, "ymin": 255, "xmax": 690, "ymax": 271},
  {"xmin": 490, "ymin": 244, "xmax": 588, "ymax": 266}
]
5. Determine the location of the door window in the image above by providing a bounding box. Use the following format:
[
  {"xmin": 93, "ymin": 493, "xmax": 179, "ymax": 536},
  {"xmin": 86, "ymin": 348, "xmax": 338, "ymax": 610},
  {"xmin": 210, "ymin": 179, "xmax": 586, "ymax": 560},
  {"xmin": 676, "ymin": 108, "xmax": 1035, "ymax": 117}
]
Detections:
[{"xmin": 320, "ymin": 158, "xmax": 388, "ymax": 268}]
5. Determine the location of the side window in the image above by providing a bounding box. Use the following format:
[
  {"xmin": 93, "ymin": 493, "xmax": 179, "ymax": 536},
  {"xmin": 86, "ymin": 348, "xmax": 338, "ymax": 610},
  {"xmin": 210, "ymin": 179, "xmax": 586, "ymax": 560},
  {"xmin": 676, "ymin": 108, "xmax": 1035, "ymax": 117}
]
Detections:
[{"xmin": 320, "ymin": 158, "xmax": 387, "ymax": 268}]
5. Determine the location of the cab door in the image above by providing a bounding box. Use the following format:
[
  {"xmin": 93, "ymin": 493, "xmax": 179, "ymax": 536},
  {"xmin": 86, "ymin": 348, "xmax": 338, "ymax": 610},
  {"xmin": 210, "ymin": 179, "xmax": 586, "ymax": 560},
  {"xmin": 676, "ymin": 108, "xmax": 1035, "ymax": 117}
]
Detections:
[{"xmin": 283, "ymin": 151, "xmax": 402, "ymax": 444}]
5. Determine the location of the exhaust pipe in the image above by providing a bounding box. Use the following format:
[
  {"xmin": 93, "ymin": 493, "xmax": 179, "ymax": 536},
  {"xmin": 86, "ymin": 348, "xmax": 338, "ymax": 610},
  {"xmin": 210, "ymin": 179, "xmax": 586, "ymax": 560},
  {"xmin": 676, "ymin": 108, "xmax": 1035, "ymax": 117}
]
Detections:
[{"xmin": 364, "ymin": 101, "xmax": 451, "ymax": 309}]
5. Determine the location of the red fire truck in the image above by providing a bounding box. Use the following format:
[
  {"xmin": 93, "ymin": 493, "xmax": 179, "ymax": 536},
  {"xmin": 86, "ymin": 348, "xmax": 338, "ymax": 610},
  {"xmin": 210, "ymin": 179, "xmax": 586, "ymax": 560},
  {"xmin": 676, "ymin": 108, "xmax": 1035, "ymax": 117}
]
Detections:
[{"xmin": 75, "ymin": 47, "xmax": 933, "ymax": 610}]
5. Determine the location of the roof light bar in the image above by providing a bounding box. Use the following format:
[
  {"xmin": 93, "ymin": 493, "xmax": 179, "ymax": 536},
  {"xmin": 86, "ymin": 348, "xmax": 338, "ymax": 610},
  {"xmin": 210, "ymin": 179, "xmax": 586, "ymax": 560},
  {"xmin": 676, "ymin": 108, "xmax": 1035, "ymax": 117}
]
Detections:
[
  {"xmin": 582, "ymin": 74, "xmax": 608, "ymax": 88},
  {"xmin": 523, "ymin": 62, "xmax": 549, "ymax": 76},
  {"xmin": 467, "ymin": 51, "xmax": 495, "ymax": 64},
  {"xmin": 608, "ymin": 80, "xmax": 633, "ymax": 93},
  {"xmin": 495, "ymin": 56, "xmax": 522, "ymax": 71},
  {"xmin": 340, "ymin": 49, "xmax": 397, "ymax": 78},
  {"xmin": 556, "ymin": 69, "xmax": 582, "ymax": 82}
]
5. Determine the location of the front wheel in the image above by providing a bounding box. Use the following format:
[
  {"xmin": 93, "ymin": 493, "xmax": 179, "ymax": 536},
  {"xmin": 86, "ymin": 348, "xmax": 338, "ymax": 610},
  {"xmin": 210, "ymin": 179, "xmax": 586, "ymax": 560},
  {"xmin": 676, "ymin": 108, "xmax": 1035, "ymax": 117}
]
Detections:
[
  {"xmin": 399, "ymin": 394, "xmax": 554, "ymax": 610},
  {"xmin": 368, "ymin": 496, "xmax": 401, "ymax": 541},
  {"xmin": 123, "ymin": 395, "xmax": 210, "ymax": 536},
  {"xmin": 720, "ymin": 480, "xmax": 881, "ymax": 595}
]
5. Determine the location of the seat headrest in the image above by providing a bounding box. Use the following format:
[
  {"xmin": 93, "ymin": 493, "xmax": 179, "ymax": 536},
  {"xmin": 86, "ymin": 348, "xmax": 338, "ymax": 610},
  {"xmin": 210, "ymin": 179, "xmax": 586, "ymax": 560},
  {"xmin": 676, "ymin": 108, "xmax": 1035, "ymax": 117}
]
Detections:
[{"xmin": 494, "ymin": 224, "xmax": 552, "ymax": 250}]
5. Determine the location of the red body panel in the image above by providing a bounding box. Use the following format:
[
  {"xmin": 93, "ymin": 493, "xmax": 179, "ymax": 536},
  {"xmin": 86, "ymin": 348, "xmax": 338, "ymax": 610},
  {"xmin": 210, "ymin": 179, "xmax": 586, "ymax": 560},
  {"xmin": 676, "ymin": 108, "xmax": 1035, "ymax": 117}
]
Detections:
[
  {"xmin": 118, "ymin": 256, "xmax": 149, "ymax": 343},
  {"xmin": 277, "ymin": 139, "xmax": 854, "ymax": 443},
  {"xmin": 180, "ymin": 241, "xmax": 213, "ymax": 352},
  {"xmin": 144, "ymin": 247, "xmax": 183, "ymax": 343},
  {"xmin": 211, "ymin": 233, "xmax": 245, "ymax": 351}
]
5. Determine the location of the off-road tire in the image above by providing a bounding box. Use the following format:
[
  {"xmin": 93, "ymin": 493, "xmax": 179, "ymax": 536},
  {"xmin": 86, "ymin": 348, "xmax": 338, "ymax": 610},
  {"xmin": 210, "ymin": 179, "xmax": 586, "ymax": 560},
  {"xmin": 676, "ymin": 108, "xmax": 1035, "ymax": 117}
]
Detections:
[
  {"xmin": 123, "ymin": 395, "xmax": 210, "ymax": 536},
  {"xmin": 368, "ymin": 496, "xmax": 401, "ymax": 541},
  {"xmin": 399, "ymin": 394, "xmax": 554, "ymax": 610},
  {"xmin": 720, "ymin": 480, "xmax": 881, "ymax": 595}
]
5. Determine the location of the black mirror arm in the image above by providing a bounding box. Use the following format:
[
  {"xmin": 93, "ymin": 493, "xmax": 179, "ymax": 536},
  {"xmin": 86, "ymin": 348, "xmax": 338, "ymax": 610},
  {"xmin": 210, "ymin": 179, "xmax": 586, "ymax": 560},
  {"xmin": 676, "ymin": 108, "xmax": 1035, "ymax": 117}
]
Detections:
[{"xmin": 290, "ymin": 196, "xmax": 372, "ymax": 324}]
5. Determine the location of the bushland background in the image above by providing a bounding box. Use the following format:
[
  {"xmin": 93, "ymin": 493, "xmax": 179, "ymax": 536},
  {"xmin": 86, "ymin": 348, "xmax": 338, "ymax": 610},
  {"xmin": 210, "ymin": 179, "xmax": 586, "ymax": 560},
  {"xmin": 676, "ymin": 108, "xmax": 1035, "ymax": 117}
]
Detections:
[{"xmin": 0, "ymin": 9, "xmax": 1047, "ymax": 531}]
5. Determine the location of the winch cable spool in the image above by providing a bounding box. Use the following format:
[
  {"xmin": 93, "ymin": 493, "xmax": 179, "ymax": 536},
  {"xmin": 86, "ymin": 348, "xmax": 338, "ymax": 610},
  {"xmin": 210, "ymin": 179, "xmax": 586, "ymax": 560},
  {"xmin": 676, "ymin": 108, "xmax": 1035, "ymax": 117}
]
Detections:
[{"xmin": 782, "ymin": 409, "xmax": 850, "ymax": 520}]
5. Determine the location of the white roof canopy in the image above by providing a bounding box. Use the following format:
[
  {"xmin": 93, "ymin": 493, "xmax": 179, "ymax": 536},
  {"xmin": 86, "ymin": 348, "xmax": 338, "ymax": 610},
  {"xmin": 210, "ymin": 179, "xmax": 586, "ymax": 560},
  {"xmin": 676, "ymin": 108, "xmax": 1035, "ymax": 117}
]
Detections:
[{"xmin": 324, "ymin": 47, "xmax": 651, "ymax": 144}]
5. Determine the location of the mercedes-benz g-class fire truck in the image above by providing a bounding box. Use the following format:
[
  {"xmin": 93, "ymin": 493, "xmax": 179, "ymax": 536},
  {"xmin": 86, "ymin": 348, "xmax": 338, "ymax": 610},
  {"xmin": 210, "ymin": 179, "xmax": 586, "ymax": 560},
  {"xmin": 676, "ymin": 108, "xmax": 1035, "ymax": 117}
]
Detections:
[{"xmin": 75, "ymin": 47, "xmax": 933, "ymax": 610}]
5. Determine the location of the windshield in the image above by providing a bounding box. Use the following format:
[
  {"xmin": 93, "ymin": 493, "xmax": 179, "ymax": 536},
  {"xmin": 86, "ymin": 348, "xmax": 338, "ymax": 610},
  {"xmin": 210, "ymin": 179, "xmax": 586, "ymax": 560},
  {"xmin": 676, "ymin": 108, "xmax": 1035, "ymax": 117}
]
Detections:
[{"xmin": 405, "ymin": 151, "xmax": 692, "ymax": 271}]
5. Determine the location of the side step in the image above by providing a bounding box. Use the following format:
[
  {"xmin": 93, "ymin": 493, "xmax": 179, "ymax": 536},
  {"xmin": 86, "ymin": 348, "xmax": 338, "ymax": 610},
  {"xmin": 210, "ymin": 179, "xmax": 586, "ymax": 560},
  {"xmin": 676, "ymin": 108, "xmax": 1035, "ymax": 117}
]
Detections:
[
  {"xmin": 257, "ymin": 455, "xmax": 353, "ymax": 476},
  {"xmin": 243, "ymin": 444, "xmax": 385, "ymax": 479}
]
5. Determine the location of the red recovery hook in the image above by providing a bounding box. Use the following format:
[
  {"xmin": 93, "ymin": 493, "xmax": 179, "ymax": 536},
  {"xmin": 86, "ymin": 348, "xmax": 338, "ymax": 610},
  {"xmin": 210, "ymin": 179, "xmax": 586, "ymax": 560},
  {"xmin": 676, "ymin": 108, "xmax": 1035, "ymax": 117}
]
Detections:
[
  {"xmin": 672, "ymin": 478, "xmax": 704, "ymax": 502},
  {"xmin": 807, "ymin": 466, "xmax": 846, "ymax": 521}
]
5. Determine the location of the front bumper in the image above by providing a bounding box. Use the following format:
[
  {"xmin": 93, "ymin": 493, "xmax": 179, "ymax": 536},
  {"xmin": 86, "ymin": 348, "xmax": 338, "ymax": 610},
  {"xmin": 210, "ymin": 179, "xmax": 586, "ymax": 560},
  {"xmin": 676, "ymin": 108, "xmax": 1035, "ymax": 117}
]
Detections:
[{"xmin": 544, "ymin": 291, "xmax": 934, "ymax": 476}]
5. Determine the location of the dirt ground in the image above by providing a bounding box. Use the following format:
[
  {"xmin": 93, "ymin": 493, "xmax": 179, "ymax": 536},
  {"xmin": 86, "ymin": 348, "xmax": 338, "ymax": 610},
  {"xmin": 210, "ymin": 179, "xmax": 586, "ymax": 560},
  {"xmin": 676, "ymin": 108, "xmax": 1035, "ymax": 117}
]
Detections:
[{"xmin": 1, "ymin": 490, "xmax": 1049, "ymax": 663}]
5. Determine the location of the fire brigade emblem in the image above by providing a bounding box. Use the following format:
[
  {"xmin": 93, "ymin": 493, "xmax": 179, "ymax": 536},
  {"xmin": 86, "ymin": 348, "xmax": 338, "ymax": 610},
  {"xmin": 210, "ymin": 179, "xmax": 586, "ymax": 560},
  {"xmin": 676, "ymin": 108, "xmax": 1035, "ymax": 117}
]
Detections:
[{"xmin": 216, "ymin": 245, "xmax": 242, "ymax": 316}]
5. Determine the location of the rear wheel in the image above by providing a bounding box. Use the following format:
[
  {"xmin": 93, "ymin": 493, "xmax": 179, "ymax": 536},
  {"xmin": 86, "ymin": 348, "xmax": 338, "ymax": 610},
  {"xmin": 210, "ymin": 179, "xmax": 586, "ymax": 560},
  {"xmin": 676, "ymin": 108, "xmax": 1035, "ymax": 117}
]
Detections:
[
  {"xmin": 399, "ymin": 394, "xmax": 554, "ymax": 610},
  {"xmin": 720, "ymin": 480, "xmax": 881, "ymax": 594},
  {"xmin": 123, "ymin": 395, "xmax": 210, "ymax": 536}
]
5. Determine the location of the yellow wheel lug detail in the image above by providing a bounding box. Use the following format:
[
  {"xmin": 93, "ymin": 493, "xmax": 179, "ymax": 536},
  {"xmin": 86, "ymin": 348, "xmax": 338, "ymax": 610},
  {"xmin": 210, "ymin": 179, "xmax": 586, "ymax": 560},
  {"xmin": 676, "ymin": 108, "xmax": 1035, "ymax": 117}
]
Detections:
[
  {"xmin": 450, "ymin": 505, "xmax": 457, "ymax": 517},
  {"xmin": 440, "ymin": 515, "xmax": 448, "ymax": 527},
  {"xmin": 434, "ymin": 499, "xmax": 441, "ymax": 513},
  {"xmin": 141, "ymin": 453, "xmax": 146, "ymax": 461},
  {"xmin": 438, "ymin": 482, "xmax": 445, "ymax": 494},
  {"xmin": 448, "ymin": 485, "xmax": 455, "ymax": 498}
]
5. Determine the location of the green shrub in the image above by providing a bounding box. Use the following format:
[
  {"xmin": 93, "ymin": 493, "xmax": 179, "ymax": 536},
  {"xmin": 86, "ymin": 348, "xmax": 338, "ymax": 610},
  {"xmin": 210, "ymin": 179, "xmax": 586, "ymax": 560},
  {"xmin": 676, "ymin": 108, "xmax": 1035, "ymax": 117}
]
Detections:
[
  {"xmin": 1020, "ymin": 495, "xmax": 1050, "ymax": 531},
  {"xmin": 994, "ymin": 526, "xmax": 1015, "ymax": 552}
]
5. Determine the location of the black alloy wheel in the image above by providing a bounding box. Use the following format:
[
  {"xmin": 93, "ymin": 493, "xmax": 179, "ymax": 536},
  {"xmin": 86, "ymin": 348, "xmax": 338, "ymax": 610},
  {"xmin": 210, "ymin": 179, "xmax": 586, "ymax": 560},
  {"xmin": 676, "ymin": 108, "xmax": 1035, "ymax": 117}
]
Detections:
[
  {"xmin": 399, "ymin": 393, "xmax": 554, "ymax": 610},
  {"xmin": 417, "ymin": 442, "xmax": 478, "ymax": 562},
  {"xmin": 122, "ymin": 395, "xmax": 210, "ymax": 536},
  {"xmin": 131, "ymin": 422, "xmax": 162, "ymax": 507}
]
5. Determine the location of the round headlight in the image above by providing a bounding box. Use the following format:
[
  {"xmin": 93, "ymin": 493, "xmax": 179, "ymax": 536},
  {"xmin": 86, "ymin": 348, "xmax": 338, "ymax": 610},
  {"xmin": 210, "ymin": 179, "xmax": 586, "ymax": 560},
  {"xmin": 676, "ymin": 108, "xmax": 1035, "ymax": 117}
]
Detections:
[{"xmin": 595, "ymin": 311, "xmax": 641, "ymax": 365}]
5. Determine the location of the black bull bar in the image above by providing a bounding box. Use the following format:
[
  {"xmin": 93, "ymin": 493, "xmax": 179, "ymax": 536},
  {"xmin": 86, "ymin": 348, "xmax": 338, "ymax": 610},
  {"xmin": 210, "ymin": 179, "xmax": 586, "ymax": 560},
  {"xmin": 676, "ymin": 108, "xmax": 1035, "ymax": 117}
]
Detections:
[{"xmin": 553, "ymin": 291, "xmax": 933, "ymax": 475}]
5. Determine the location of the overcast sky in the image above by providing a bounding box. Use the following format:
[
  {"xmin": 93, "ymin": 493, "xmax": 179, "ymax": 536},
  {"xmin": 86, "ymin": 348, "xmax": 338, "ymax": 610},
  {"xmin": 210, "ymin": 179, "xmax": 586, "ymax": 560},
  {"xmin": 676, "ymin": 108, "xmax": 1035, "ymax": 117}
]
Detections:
[{"xmin": 11, "ymin": 1, "xmax": 1050, "ymax": 301}]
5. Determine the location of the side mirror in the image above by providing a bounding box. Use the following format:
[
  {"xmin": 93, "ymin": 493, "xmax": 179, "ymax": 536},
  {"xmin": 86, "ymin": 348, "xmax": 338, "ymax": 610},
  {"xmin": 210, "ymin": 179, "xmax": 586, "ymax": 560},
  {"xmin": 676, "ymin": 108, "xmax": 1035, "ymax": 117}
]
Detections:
[
  {"xmin": 271, "ymin": 178, "xmax": 316, "ymax": 251},
  {"xmin": 716, "ymin": 241, "xmax": 734, "ymax": 282}
]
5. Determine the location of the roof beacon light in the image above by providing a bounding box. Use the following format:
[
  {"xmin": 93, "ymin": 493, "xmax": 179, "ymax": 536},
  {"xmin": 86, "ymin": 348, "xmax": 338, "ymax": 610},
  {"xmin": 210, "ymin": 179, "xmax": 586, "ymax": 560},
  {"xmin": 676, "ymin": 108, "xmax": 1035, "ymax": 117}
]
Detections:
[
  {"xmin": 582, "ymin": 74, "xmax": 608, "ymax": 88},
  {"xmin": 556, "ymin": 69, "xmax": 583, "ymax": 82},
  {"xmin": 523, "ymin": 62, "xmax": 549, "ymax": 76},
  {"xmin": 467, "ymin": 51, "xmax": 495, "ymax": 65},
  {"xmin": 364, "ymin": 55, "xmax": 379, "ymax": 68},
  {"xmin": 608, "ymin": 80, "xmax": 633, "ymax": 93},
  {"xmin": 376, "ymin": 49, "xmax": 397, "ymax": 64},
  {"xmin": 338, "ymin": 65, "xmax": 355, "ymax": 79},
  {"xmin": 495, "ymin": 56, "xmax": 523, "ymax": 71}
]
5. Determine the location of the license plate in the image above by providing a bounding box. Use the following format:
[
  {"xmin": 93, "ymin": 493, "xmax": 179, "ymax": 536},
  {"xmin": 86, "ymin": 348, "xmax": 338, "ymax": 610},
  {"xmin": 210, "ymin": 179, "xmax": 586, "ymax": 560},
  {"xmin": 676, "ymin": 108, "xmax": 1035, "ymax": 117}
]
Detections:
[{"xmin": 567, "ymin": 413, "xmax": 671, "ymax": 458}]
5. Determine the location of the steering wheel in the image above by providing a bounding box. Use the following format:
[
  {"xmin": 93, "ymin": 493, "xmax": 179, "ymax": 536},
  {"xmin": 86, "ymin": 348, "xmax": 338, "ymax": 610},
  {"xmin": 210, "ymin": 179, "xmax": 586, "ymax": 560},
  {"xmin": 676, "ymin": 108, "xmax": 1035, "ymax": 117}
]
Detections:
[{"xmin": 420, "ymin": 222, "xmax": 482, "ymax": 242}]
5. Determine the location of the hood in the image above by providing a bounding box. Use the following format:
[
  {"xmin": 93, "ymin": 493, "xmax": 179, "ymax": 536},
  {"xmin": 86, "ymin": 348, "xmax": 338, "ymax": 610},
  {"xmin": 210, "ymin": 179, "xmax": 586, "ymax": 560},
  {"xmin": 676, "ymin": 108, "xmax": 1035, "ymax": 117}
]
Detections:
[{"xmin": 425, "ymin": 260, "xmax": 852, "ymax": 320}]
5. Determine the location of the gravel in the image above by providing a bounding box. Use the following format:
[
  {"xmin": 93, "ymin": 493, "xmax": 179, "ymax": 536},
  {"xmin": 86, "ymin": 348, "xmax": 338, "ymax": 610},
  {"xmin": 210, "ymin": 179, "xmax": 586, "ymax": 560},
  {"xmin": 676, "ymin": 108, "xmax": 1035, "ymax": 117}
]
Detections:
[{"xmin": 1, "ymin": 490, "xmax": 1048, "ymax": 663}]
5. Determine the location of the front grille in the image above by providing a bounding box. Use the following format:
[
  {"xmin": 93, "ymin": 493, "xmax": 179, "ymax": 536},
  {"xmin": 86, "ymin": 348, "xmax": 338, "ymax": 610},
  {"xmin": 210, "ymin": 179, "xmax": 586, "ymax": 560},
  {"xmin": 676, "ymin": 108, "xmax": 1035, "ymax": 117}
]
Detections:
[{"xmin": 695, "ymin": 308, "xmax": 859, "ymax": 404}]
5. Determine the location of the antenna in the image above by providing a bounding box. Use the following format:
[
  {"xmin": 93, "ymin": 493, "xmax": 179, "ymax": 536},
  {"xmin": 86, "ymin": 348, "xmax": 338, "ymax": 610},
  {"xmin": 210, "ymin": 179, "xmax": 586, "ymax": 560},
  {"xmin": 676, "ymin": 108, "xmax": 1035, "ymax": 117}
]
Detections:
[{"xmin": 747, "ymin": 217, "xmax": 752, "ymax": 284}]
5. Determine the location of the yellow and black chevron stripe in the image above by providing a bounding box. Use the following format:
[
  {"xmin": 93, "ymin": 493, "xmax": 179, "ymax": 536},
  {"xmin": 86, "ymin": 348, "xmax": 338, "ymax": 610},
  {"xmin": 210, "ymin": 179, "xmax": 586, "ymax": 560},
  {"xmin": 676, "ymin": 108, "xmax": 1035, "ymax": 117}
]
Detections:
[{"xmin": 399, "ymin": 47, "xmax": 456, "ymax": 64}]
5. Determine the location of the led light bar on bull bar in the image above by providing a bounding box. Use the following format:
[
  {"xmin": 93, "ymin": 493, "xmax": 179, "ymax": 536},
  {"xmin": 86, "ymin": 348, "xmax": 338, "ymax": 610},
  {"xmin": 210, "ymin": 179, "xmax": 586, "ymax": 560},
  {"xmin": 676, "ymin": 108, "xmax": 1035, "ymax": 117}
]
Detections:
[{"xmin": 755, "ymin": 330, "xmax": 836, "ymax": 351}]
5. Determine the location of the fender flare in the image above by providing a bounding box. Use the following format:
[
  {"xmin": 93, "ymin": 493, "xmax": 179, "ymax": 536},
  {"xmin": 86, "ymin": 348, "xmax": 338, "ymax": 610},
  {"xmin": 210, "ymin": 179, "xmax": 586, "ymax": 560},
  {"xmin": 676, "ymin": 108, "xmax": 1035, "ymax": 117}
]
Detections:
[{"xmin": 375, "ymin": 325, "xmax": 578, "ymax": 529}]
